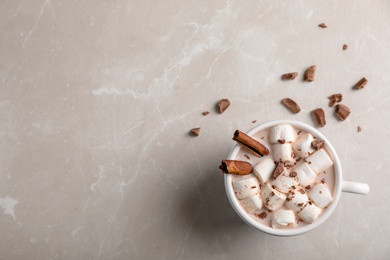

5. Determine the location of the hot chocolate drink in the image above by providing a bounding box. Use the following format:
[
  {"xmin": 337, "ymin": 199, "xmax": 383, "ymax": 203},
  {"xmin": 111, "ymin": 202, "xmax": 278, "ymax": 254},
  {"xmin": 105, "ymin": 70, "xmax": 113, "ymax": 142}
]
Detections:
[{"xmin": 222, "ymin": 124, "xmax": 335, "ymax": 229}]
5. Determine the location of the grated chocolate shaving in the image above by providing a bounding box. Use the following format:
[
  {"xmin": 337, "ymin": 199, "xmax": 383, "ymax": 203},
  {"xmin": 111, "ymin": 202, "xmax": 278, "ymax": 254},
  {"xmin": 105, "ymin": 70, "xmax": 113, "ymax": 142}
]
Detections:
[
  {"xmin": 273, "ymin": 162, "xmax": 285, "ymax": 179},
  {"xmin": 328, "ymin": 93, "xmax": 343, "ymax": 107},
  {"xmin": 353, "ymin": 77, "xmax": 368, "ymax": 90},
  {"xmin": 311, "ymin": 139, "xmax": 325, "ymax": 150},
  {"xmin": 190, "ymin": 127, "xmax": 201, "ymax": 136},
  {"xmin": 304, "ymin": 65, "xmax": 316, "ymax": 82},
  {"xmin": 282, "ymin": 72, "xmax": 298, "ymax": 80},
  {"xmin": 312, "ymin": 108, "xmax": 326, "ymax": 127},
  {"xmin": 281, "ymin": 98, "xmax": 301, "ymax": 114},
  {"xmin": 335, "ymin": 104, "xmax": 351, "ymax": 121},
  {"xmin": 217, "ymin": 99, "xmax": 231, "ymax": 113}
]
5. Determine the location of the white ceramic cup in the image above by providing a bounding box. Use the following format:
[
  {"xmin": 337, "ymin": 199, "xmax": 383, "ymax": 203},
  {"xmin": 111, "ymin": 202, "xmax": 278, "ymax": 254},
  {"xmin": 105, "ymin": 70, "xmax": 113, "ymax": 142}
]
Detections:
[{"xmin": 224, "ymin": 120, "xmax": 369, "ymax": 236}]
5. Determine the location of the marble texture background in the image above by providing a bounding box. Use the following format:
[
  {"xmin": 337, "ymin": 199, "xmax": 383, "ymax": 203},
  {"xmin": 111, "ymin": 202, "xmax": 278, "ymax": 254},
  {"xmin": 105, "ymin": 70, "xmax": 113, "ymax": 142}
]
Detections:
[{"xmin": 1, "ymin": 0, "xmax": 389, "ymax": 259}]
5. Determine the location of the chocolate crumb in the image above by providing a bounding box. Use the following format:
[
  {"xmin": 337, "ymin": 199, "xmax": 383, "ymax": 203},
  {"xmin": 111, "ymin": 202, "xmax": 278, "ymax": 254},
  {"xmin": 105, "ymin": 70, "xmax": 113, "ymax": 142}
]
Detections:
[
  {"xmin": 282, "ymin": 72, "xmax": 298, "ymax": 80},
  {"xmin": 273, "ymin": 162, "xmax": 285, "ymax": 179},
  {"xmin": 286, "ymin": 198, "xmax": 292, "ymax": 201},
  {"xmin": 318, "ymin": 23, "xmax": 327, "ymax": 28},
  {"xmin": 311, "ymin": 139, "xmax": 325, "ymax": 150},
  {"xmin": 271, "ymin": 191, "xmax": 275, "ymax": 197},
  {"xmin": 298, "ymin": 189, "xmax": 305, "ymax": 194},
  {"xmin": 261, "ymin": 136, "xmax": 264, "ymax": 140},
  {"xmin": 202, "ymin": 111, "xmax": 210, "ymax": 116},
  {"xmin": 319, "ymin": 191, "xmax": 323, "ymax": 194},
  {"xmin": 271, "ymin": 185, "xmax": 276, "ymax": 189},
  {"xmin": 304, "ymin": 65, "xmax": 316, "ymax": 82},
  {"xmin": 291, "ymin": 185, "xmax": 296, "ymax": 189},
  {"xmin": 321, "ymin": 179, "xmax": 325, "ymax": 184},
  {"xmin": 305, "ymin": 185, "xmax": 311, "ymax": 190},
  {"xmin": 281, "ymin": 98, "xmax": 301, "ymax": 114},
  {"xmin": 277, "ymin": 139, "xmax": 286, "ymax": 144},
  {"xmin": 309, "ymin": 201, "xmax": 313, "ymax": 205},
  {"xmin": 343, "ymin": 44, "xmax": 348, "ymax": 50},
  {"xmin": 190, "ymin": 127, "xmax": 201, "ymax": 136},
  {"xmin": 297, "ymin": 130, "xmax": 302, "ymax": 135},
  {"xmin": 297, "ymin": 203, "xmax": 304, "ymax": 207},
  {"xmin": 251, "ymin": 186, "xmax": 256, "ymax": 189},
  {"xmin": 312, "ymin": 108, "xmax": 326, "ymax": 127},
  {"xmin": 258, "ymin": 212, "xmax": 267, "ymax": 219},
  {"xmin": 244, "ymin": 154, "xmax": 250, "ymax": 160},
  {"xmin": 357, "ymin": 126, "xmax": 362, "ymax": 133},
  {"xmin": 252, "ymin": 120, "xmax": 257, "ymax": 123},
  {"xmin": 335, "ymin": 104, "xmax": 351, "ymax": 121},
  {"xmin": 353, "ymin": 77, "xmax": 368, "ymax": 90},
  {"xmin": 289, "ymin": 171, "xmax": 297, "ymax": 178},
  {"xmin": 328, "ymin": 93, "xmax": 343, "ymax": 107},
  {"xmin": 217, "ymin": 99, "xmax": 231, "ymax": 113}
]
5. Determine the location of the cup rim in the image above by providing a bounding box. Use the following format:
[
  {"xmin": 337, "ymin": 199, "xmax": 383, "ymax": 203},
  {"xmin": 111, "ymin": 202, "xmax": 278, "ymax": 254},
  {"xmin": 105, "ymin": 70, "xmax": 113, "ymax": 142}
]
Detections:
[{"xmin": 224, "ymin": 119, "xmax": 343, "ymax": 236}]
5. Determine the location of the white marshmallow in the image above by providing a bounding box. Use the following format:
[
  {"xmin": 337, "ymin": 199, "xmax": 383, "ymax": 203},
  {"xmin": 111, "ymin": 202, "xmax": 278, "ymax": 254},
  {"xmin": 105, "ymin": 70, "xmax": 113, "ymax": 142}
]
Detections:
[
  {"xmin": 292, "ymin": 133, "xmax": 315, "ymax": 159},
  {"xmin": 305, "ymin": 149, "xmax": 334, "ymax": 174},
  {"xmin": 298, "ymin": 202, "xmax": 322, "ymax": 223},
  {"xmin": 233, "ymin": 176, "xmax": 260, "ymax": 199},
  {"xmin": 261, "ymin": 183, "xmax": 287, "ymax": 210},
  {"xmin": 285, "ymin": 188, "xmax": 309, "ymax": 213},
  {"xmin": 309, "ymin": 183, "xmax": 333, "ymax": 208},
  {"xmin": 272, "ymin": 209, "xmax": 296, "ymax": 228},
  {"xmin": 272, "ymin": 171, "xmax": 299, "ymax": 194},
  {"xmin": 293, "ymin": 162, "xmax": 317, "ymax": 187},
  {"xmin": 269, "ymin": 124, "xmax": 296, "ymax": 144},
  {"xmin": 241, "ymin": 194, "xmax": 263, "ymax": 213},
  {"xmin": 272, "ymin": 143, "xmax": 294, "ymax": 165},
  {"xmin": 254, "ymin": 157, "xmax": 275, "ymax": 183}
]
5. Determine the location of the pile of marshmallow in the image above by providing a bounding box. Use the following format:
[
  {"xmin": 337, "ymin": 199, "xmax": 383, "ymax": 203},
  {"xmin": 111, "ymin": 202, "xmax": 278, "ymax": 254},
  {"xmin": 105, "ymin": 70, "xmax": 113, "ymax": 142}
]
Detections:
[{"xmin": 233, "ymin": 124, "xmax": 334, "ymax": 228}]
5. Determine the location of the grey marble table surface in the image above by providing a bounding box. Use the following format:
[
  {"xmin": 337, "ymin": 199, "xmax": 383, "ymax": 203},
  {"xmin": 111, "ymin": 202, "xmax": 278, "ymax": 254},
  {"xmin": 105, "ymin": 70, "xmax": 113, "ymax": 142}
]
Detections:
[{"xmin": 0, "ymin": 0, "xmax": 389, "ymax": 259}]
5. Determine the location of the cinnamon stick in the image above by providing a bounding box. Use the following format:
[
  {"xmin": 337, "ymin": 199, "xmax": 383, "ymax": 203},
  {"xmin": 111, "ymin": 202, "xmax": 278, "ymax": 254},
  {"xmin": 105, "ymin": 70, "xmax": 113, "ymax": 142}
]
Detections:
[
  {"xmin": 233, "ymin": 130, "xmax": 270, "ymax": 157},
  {"xmin": 219, "ymin": 160, "xmax": 252, "ymax": 175}
]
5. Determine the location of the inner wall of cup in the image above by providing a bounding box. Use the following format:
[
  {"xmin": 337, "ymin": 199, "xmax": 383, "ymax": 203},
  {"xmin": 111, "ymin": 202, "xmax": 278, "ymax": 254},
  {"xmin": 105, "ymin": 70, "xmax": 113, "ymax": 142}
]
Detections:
[{"xmin": 224, "ymin": 120, "xmax": 342, "ymax": 236}]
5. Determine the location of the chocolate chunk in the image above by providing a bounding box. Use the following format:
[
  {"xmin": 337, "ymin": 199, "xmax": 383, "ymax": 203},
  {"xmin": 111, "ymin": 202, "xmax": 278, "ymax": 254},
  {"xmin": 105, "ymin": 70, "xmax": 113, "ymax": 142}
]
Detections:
[
  {"xmin": 282, "ymin": 72, "xmax": 298, "ymax": 80},
  {"xmin": 305, "ymin": 185, "xmax": 311, "ymax": 190},
  {"xmin": 304, "ymin": 65, "xmax": 316, "ymax": 82},
  {"xmin": 281, "ymin": 98, "xmax": 301, "ymax": 114},
  {"xmin": 258, "ymin": 212, "xmax": 267, "ymax": 219},
  {"xmin": 335, "ymin": 104, "xmax": 351, "ymax": 121},
  {"xmin": 343, "ymin": 44, "xmax": 348, "ymax": 50},
  {"xmin": 289, "ymin": 171, "xmax": 297, "ymax": 177},
  {"xmin": 190, "ymin": 127, "xmax": 201, "ymax": 136},
  {"xmin": 312, "ymin": 108, "xmax": 326, "ymax": 127},
  {"xmin": 311, "ymin": 139, "xmax": 325, "ymax": 150},
  {"xmin": 353, "ymin": 77, "xmax": 368, "ymax": 90},
  {"xmin": 357, "ymin": 126, "xmax": 362, "ymax": 133},
  {"xmin": 202, "ymin": 111, "xmax": 210, "ymax": 116},
  {"xmin": 318, "ymin": 23, "xmax": 327, "ymax": 28},
  {"xmin": 217, "ymin": 99, "xmax": 231, "ymax": 113},
  {"xmin": 298, "ymin": 189, "xmax": 305, "ymax": 194},
  {"xmin": 273, "ymin": 162, "xmax": 284, "ymax": 179},
  {"xmin": 252, "ymin": 120, "xmax": 257, "ymax": 123},
  {"xmin": 328, "ymin": 93, "xmax": 343, "ymax": 107},
  {"xmin": 277, "ymin": 139, "xmax": 286, "ymax": 144}
]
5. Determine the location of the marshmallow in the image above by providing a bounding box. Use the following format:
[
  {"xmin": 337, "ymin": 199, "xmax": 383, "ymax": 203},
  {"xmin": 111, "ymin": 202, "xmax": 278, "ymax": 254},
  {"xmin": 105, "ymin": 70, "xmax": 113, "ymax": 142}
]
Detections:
[
  {"xmin": 293, "ymin": 162, "xmax": 317, "ymax": 187},
  {"xmin": 309, "ymin": 183, "xmax": 333, "ymax": 208},
  {"xmin": 261, "ymin": 183, "xmax": 287, "ymax": 210},
  {"xmin": 298, "ymin": 202, "xmax": 322, "ymax": 224},
  {"xmin": 305, "ymin": 149, "xmax": 334, "ymax": 174},
  {"xmin": 272, "ymin": 171, "xmax": 299, "ymax": 194},
  {"xmin": 272, "ymin": 143, "xmax": 294, "ymax": 165},
  {"xmin": 241, "ymin": 194, "xmax": 263, "ymax": 213},
  {"xmin": 292, "ymin": 133, "xmax": 315, "ymax": 159},
  {"xmin": 285, "ymin": 188, "xmax": 309, "ymax": 213},
  {"xmin": 272, "ymin": 209, "xmax": 296, "ymax": 228},
  {"xmin": 269, "ymin": 124, "xmax": 296, "ymax": 144},
  {"xmin": 233, "ymin": 176, "xmax": 260, "ymax": 199},
  {"xmin": 254, "ymin": 157, "xmax": 275, "ymax": 183}
]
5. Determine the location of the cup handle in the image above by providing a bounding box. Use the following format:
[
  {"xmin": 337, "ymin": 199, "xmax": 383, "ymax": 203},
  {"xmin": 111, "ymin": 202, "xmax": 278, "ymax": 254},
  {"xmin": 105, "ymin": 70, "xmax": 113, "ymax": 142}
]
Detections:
[{"xmin": 342, "ymin": 181, "xmax": 370, "ymax": 195}]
